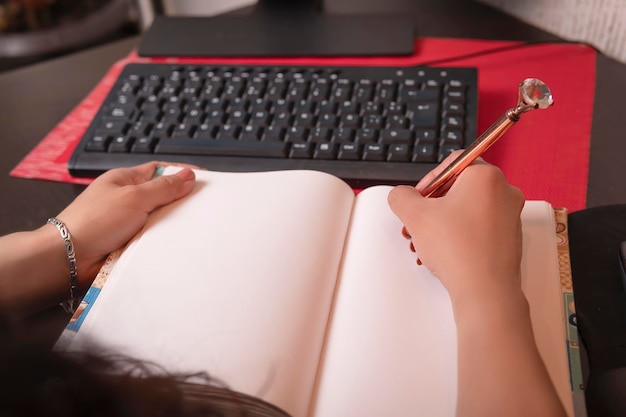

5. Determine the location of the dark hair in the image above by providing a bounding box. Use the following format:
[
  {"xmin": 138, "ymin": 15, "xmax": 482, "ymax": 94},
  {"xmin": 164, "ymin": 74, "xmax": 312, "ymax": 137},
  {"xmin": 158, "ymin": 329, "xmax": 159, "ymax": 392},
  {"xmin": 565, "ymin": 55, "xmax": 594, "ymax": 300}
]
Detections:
[{"xmin": 0, "ymin": 316, "xmax": 289, "ymax": 417}]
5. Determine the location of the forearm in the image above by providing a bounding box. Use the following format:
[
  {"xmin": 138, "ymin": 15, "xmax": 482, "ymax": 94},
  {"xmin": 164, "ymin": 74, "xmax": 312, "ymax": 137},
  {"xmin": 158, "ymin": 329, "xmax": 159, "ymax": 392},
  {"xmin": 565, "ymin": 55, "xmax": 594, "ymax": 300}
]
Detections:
[
  {"xmin": 0, "ymin": 225, "xmax": 71, "ymax": 318},
  {"xmin": 452, "ymin": 285, "xmax": 566, "ymax": 417}
]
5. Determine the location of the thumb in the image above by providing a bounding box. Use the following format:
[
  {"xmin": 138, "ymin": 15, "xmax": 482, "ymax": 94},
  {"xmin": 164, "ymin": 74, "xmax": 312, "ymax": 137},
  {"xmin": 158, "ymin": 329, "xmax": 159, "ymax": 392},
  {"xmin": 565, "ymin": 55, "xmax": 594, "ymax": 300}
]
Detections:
[{"xmin": 135, "ymin": 168, "xmax": 196, "ymax": 211}]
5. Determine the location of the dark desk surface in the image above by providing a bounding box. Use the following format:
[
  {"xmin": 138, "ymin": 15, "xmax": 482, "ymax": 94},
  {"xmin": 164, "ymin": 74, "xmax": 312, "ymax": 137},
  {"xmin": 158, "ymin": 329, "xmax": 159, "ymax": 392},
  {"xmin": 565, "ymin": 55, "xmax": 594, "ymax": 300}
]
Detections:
[{"xmin": 1, "ymin": 2, "xmax": 625, "ymax": 413}]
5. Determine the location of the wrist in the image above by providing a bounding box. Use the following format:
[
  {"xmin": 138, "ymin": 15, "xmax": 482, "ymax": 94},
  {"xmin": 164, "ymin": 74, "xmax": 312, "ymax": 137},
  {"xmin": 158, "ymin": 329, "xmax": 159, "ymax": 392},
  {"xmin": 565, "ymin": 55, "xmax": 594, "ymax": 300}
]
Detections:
[
  {"xmin": 449, "ymin": 272, "xmax": 530, "ymax": 328},
  {"xmin": 0, "ymin": 226, "xmax": 69, "ymax": 316}
]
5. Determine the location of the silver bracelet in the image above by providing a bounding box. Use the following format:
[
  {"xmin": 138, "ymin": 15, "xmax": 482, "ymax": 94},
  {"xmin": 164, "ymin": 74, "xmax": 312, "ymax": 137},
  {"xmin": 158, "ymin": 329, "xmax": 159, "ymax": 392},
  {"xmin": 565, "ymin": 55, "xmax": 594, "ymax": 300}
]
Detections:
[{"xmin": 47, "ymin": 218, "xmax": 79, "ymax": 314}]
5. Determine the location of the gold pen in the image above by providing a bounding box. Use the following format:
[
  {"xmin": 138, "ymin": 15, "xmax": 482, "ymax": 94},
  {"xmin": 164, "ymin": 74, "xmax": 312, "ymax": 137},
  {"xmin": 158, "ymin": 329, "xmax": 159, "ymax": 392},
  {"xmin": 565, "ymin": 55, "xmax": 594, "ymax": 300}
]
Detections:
[{"xmin": 419, "ymin": 78, "xmax": 554, "ymax": 198}]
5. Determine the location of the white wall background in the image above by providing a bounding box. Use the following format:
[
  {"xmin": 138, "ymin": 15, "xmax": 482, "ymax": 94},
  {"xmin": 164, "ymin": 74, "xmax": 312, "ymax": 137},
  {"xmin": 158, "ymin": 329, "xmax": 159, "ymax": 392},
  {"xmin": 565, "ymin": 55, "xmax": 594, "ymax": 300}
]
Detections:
[{"xmin": 477, "ymin": 0, "xmax": 626, "ymax": 63}]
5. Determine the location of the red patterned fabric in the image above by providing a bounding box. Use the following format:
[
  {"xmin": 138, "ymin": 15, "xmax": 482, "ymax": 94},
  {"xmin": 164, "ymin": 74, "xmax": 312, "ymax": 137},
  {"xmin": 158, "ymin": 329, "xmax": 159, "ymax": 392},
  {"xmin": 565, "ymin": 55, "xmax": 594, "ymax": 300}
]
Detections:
[{"xmin": 11, "ymin": 37, "xmax": 596, "ymax": 211}]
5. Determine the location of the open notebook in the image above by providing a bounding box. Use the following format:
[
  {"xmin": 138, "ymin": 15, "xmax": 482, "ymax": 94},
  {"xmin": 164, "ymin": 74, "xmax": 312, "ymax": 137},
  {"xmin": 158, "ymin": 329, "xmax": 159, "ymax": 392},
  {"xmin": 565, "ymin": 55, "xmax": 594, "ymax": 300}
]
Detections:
[{"xmin": 57, "ymin": 168, "xmax": 581, "ymax": 417}]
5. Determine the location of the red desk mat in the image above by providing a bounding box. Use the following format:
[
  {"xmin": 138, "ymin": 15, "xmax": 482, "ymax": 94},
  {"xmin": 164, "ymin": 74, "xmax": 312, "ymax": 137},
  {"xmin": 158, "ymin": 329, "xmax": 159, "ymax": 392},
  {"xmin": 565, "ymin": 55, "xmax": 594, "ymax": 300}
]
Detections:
[{"xmin": 11, "ymin": 37, "xmax": 596, "ymax": 211}]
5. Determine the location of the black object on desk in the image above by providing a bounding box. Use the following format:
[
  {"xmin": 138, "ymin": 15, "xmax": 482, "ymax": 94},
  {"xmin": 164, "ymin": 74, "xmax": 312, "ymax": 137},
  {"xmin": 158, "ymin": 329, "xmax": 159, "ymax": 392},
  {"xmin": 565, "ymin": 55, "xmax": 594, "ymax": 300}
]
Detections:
[
  {"xmin": 67, "ymin": 63, "xmax": 478, "ymax": 187},
  {"xmin": 138, "ymin": 0, "xmax": 415, "ymax": 57},
  {"xmin": 569, "ymin": 205, "xmax": 626, "ymax": 417}
]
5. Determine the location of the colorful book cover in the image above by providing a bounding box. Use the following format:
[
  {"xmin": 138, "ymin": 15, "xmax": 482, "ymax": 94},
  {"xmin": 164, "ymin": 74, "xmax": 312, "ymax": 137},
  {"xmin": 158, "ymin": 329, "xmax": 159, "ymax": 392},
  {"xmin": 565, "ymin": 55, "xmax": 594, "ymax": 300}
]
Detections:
[{"xmin": 554, "ymin": 208, "xmax": 587, "ymax": 416}]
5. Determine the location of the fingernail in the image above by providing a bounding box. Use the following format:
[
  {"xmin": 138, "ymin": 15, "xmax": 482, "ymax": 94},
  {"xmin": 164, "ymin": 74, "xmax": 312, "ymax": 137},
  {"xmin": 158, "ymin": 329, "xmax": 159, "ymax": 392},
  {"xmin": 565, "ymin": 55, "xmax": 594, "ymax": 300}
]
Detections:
[
  {"xmin": 416, "ymin": 257, "xmax": 422, "ymax": 266},
  {"xmin": 176, "ymin": 168, "xmax": 195, "ymax": 182},
  {"xmin": 401, "ymin": 226, "xmax": 411, "ymax": 239},
  {"xmin": 409, "ymin": 241, "xmax": 415, "ymax": 252}
]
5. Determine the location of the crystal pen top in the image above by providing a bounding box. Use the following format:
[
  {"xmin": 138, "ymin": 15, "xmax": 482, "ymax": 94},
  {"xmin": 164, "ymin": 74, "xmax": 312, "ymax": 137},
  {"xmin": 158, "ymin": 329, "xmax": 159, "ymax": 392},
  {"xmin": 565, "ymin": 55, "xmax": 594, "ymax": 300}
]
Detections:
[
  {"xmin": 511, "ymin": 78, "xmax": 554, "ymax": 119},
  {"xmin": 520, "ymin": 78, "xmax": 554, "ymax": 109}
]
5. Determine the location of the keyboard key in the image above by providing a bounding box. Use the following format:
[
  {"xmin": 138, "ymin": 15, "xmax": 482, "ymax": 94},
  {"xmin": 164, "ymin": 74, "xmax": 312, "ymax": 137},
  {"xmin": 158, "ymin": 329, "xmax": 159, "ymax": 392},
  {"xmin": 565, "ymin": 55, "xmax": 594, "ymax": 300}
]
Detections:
[
  {"xmin": 412, "ymin": 142, "xmax": 437, "ymax": 162},
  {"xmin": 362, "ymin": 143, "xmax": 386, "ymax": 161},
  {"xmin": 401, "ymin": 88, "xmax": 440, "ymax": 102},
  {"xmin": 264, "ymin": 126, "xmax": 285, "ymax": 141},
  {"xmin": 318, "ymin": 113, "xmax": 338, "ymax": 128},
  {"xmin": 273, "ymin": 112, "xmax": 293, "ymax": 127},
  {"xmin": 440, "ymin": 129, "xmax": 464, "ymax": 146},
  {"xmin": 443, "ymin": 101, "xmax": 465, "ymax": 116},
  {"xmin": 85, "ymin": 134, "xmax": 111, "ymax": 152},
  {"xmin": 334, "ymin": 127, "xmax": 355, "ymax": 143},
  {"xmin": 362, "ymin": 102, "xmax": 382, "ymax": 115},
  {"xmin": 250, "ymin": 111, "xmax": 271, "ymax": 126},
  {"xmin": 194, "ymin": 124, "xmax": 217, "ymax": 139},
  {"xmin": 151, "ymin": 122, "xmax": 173, "ymax": 138},
  {"xmin": 415, "ymin": 129, "xmax": 438, "ymax": 142},
  {"xmin": 355, "ymin": 128, "xmax": 378, "ymax": 144},
  {"xmin": 314, "ymin": 142, "xmax": 338, "ymax": 159},
  {"xmin": 340, "ymin": 113, "xmax": 360, "ymax": 128},
  {"xmin": 285, "ymin": 126, "xmax": 309, "ymax": 142},
  {"xmin": 128, "ymin": 120, "xmax": 151, "ymax": 137},
  {"xmin": 387, "ymin": 144, "xmax": 411, "ymax": 162},
  {"xmin": 109, "ymin": 136, "xmax": 133, "ymax": 153},
  {"xmin": 106, "ymin": 104, "xmax": 135, "ymax": 119},
  {"xmin": 172, "ymin": 123, "xmax": 195, "ymax": 138},
  {"xmin": 386, "ymin": 114, "xmax": 409, "ymax": 129},
  {"xmin": 216, "ymin": 125, "xmax": 241, "ymax": 140},
  {"xmin": 445, "ymin": 89, "xmax": 465, "ymax": 101},
  {"xmin": 294, "ymin": 112, "xmax": 316, "ymax": 128},
  {"xmin": 407, "ymin": 103, "xmax": 439, "ymax": 127},
  {"xmin": 240, "ymin": 125, "xmax": 263, "ymax": 141},
  {"xmin": 100, "ymin": 119, "xmax": 128, "ymax": 134},
  {"xmin": 338, "ymin": 143, "xmax": 362, "ymax": 160},
  {"xmin": 442, "ymin": 116, "xmax": 464, "ymax": 130},
  {"xmin": 318, "ymin": 100, "xmax": 338, "ymax": 113},
  {"xmin": 228, "ymin": 109, "xmax": 248, "ymax": 124},
  {"xmin": 310, "ymin": 127, "xmax": 332, "ymax": 142},
  {"xmin": 132, "ymin": 137, "xmax": 157, "ymax": 153},
  {"xmin": 156, "ymin": 138, "xmax": 290, "ymax": 157},
  {"xmin": 289, "ymin": 142, "xmax": 314, "ymax": 159},
  {"xmin": 380, "ymin": 129, "xmax": 413, "ymax": 145},
  {"xmin": 362, "ymin": 114, "xmax": 384, "ymax": 129}
]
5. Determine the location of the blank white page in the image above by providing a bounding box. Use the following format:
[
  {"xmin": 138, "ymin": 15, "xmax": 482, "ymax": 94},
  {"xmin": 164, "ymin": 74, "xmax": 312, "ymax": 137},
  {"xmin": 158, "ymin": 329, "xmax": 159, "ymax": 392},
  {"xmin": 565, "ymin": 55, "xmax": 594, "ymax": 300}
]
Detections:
[
  {"xmin": 312, "ymin": 185, "xmax": 458, "ymax": 417},
  {"xmin": 312, "ymin": 193, "xmax": 571, "ymax": 417}
]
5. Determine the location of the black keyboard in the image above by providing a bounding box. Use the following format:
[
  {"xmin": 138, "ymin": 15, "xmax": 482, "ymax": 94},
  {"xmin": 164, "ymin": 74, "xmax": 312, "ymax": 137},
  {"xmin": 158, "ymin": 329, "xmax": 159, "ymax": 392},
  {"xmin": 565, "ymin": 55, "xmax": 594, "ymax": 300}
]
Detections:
[{"xmin": 68, "ymin": 63, "xmax": 478, "ymax": 187}]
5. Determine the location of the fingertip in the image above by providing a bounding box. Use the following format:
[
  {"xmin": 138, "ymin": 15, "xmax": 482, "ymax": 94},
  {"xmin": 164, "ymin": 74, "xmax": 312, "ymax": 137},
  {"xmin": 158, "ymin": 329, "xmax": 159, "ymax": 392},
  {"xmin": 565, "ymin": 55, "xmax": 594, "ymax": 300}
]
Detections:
[
  {"xmin": 175, "ymin": 167, "xmax": 196, "ymax": 183},
  {"xmin": 174, "ymin": 168, "xmax": 197, "ymax": 198},
  {"xmin": 388, "ymin": 185, "xmax": 422, "ymax": 206},
  {"xmin": 388, "ymin": 185, "xmax": 431, "ymax": 236},
  {"xmin": 135, "ymin": 168, "xmax": 197, "ymax": 211}
]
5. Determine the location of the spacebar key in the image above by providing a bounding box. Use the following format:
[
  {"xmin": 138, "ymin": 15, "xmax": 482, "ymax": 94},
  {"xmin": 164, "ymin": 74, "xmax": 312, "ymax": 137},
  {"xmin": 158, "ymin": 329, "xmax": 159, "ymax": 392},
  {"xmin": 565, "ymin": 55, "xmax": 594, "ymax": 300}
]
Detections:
[{"xmin": 156, "ymin": 138, "xmax": 290, "ymax": 157}]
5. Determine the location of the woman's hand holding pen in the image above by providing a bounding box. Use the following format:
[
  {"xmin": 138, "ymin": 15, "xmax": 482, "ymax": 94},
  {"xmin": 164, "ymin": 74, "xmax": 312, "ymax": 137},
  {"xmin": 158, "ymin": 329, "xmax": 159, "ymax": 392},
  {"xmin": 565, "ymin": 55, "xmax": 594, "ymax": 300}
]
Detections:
[
  {"xmin": 387, "ymin": 151, "xmax": 525, "ymax": 304},
  {"xmin": 388, "ymin": 152, "xmax": 566, "ymax": 417}
]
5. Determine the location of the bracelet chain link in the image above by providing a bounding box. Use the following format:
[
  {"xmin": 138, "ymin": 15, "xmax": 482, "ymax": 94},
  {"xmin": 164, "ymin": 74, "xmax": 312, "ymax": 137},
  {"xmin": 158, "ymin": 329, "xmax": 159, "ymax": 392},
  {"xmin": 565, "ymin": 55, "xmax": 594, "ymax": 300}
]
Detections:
[{"xmin": 47, "ymin": 218, "xmax": 78, "ymax": 314}]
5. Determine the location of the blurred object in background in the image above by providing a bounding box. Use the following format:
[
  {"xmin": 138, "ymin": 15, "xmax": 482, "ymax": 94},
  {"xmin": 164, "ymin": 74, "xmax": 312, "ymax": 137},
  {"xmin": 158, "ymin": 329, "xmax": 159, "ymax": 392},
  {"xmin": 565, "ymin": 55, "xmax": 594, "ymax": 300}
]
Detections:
[{"xmin": 0, "ymin": 0, "xmax": 139, "ymax": 72}]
